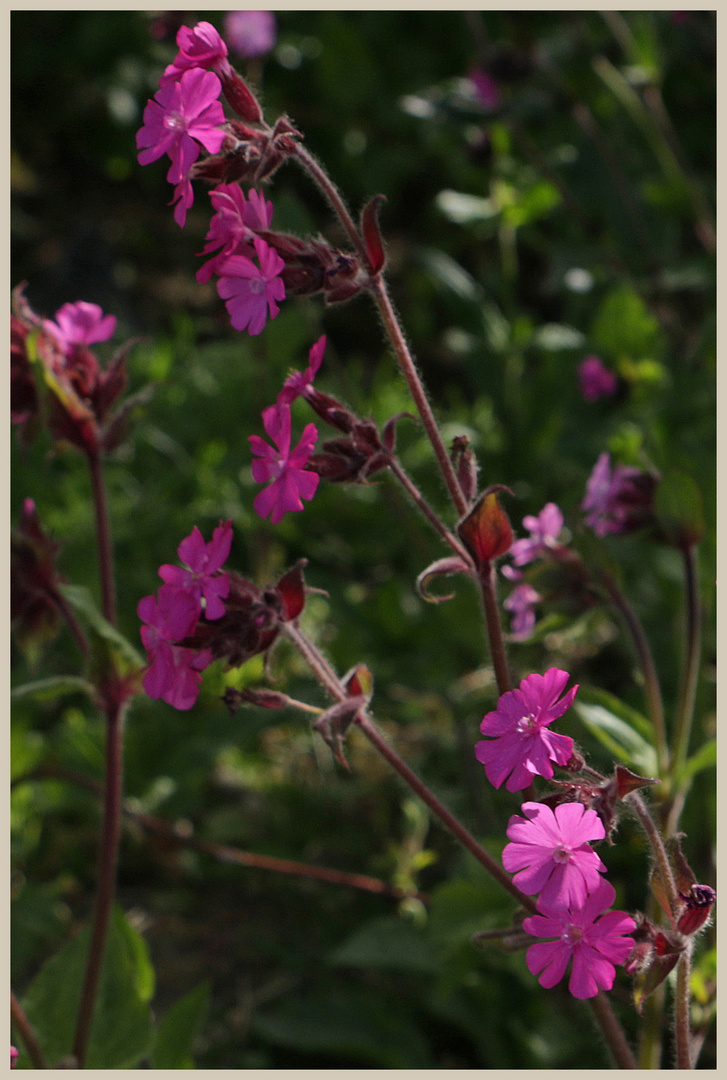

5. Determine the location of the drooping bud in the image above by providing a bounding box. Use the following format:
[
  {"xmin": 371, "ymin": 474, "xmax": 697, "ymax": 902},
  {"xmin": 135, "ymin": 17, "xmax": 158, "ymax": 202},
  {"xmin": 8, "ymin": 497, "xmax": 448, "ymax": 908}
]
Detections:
[
  {"xmin": 219, "ymin": 68, "xmax": 263, "ymax": 123},
  {"xmin": 457, "ymin": 486, "xmax": 514, "ymax": 568},
  {"xmin": 223, "ymin": 686, "xmax": 293, "ymax": 714},
  {"xmin": 276, "ymin": 560, "xmax": 307, "ymax": 621},
  {"xmin": 677, "ymin": 884, "xmax": 716, "ymax": 935},
  {"xmin": 360, "ymin": 194, "xmax": 387, "ymax": 276}
]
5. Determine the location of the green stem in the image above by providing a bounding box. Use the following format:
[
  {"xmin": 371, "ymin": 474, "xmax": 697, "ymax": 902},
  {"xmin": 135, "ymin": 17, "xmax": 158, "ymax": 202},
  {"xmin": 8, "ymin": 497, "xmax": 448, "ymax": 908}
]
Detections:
[
  {"xmin": 72, "ymin": 699, "xmax": 126, "ymax": 1067},
  {"xmin": 86, "ymin": 449, "xmax": 117, "ymax": 627},
  {"xmin": 596, "ymin": 567, "xmax": 668, "ymax": 777},
  {"xmin": 670, "ymin": 545, "xmax": 701, "ymax": 785},
  {"xmin": 478, "ymin": 563, "xmax": 511, "ymax": 696},
  {"xmin": 11, "ymin": 991, "xmax": 48, "ymax": 1069}
]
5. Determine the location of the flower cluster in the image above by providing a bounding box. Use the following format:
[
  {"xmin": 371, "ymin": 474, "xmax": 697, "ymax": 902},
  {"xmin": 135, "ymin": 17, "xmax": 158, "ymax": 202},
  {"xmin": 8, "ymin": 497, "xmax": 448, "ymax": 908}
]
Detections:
[
  {"xmin": 138, "ymin": 520, "xmax": 233, "ymax": 709},
  {"xmin": 475, "ymin": 668, "xmax": 636, "ymax": 998},
  {"xmin": 500, "ymin": 503, "xmax": 565, "ymax": 639}
]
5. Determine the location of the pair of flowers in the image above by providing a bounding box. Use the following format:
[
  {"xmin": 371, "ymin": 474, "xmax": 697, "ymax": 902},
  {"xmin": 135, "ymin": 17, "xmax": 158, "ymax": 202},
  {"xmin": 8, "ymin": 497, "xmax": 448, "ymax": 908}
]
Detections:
[
  {"xmin": 475, "ymin": 669, "xmax": 636, "ymax": 999},
  {"xmin": 137, "ymin": 520, "xmax": 232, "ymax": 709}
]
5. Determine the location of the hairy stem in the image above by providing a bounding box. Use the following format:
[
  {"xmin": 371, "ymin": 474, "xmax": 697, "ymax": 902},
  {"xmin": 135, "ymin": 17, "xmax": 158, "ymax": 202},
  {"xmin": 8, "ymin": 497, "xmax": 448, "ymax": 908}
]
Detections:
[
  {"xmin": 86, "ymin": 449, "xmax": 117, "ymax": 627},
  {"xmin": 72, "ymin": 699, "xmax": 126, "ymax": 1067},
  {"xmin": 293, "ymin": 143, "xmax": 369, "ymax": 265},
  {"xmin": 11, "ymin": 991, "xmax": 48, "ymax": 1069},
  {"xmin": 674, "ymin": 946, "xmax": 694, "ymax": 1069},
  {"xmin": 387, "ymin": 454, "xmax": 473, "ymax": 562},
  {"xmin": 370, "ymin": 276, "xmax": 469, "ymax": 517},
  {"xmin": 628, "ymin": 791, "xmax": 678, "ymax": 914},
  {"xmin": 589, "ymin": 992, "xmax": 637, "ymax": 1069}
]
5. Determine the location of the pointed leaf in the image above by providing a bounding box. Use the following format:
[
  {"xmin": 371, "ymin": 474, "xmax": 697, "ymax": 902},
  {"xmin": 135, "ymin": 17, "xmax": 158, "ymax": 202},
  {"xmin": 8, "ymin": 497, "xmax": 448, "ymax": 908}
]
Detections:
[
  {"xmin": 11, "ymin": 675, "xmax": 97, "ymax": 703},
  {"xmin": 58, "ymin": 583, "xmax": 144, "ymax": 668},
  {"xmin": 152, "ymin": 982, "xmax": 210, "ymax": 1068}
]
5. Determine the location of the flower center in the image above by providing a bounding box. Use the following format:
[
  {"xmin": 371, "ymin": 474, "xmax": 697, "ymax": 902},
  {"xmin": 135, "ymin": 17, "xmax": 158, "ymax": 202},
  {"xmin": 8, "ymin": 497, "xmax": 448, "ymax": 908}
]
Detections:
[
  {"xmin": 248, "ymin": 276, "xmax": 267, "ymax": 296},
  {"xmin": 516, "ymin": 711, "xmax": 539, "ymax": 735},
  {"xmin": 563, "ymin": 923, "xmax": 583, "ymax": 947},
  {"xmin": 164, "ymin": 111, "xmax": 185, "ymax": 132},
  {"xmin": 552, "ymin": 845, "xmax": 572, "ymax": 864}
]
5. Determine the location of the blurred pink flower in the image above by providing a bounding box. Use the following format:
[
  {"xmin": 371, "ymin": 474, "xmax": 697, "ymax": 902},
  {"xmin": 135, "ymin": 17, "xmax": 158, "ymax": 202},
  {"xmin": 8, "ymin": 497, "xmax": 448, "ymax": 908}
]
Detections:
[
  {"xmin": 11, "ymin": 1047, "xmax": 18, "ymax": 1070},
  {"xmin": 523, "ymin": 878, "xmax": 636, "ymax": 999},
  {"xmin": 249, "ymin": 403, "xmax": 319, "ymax": 524},
  {"xmin": 136, "ymin": 67, "xmax": 225, "ymax": 185},
  {"xmin": 278, "ymin": 335, "xmax": 327, "ymax": 405},
  {"xmin": 503, "ymin": 582, "xmax": 541, "ymax": 639},
  {"xmin": 158, "ymin": 519, "xmax": 232, "ymax": 620},
  {"xmin": 475, "ymin": 669, "xmax": 577, "ymax": 792},
  {"xmin": 469, "ymin": 67, "xmax": 501, "ymax": 111},
  {"xmin": 509, "ymin": 502, "xmax": 564, "ymax": 566},
  {"xmin": 170, "ymin": 174, "xmax": 194, "ymax": 228},
  {"xmin": 43, "ymin": 301, "xmax": 116, "ymax": 352},
  {"xmin": 578, "ymin": 355, "xmax": 618, "ymax": 402},
  {"xmin": 582, "ymin": 452, "xmax": 655, "ymax": 537},
  {"xmin": 224, "ymin": 11, "xmax": 277, "ymax": 58},
  {"xmin": 160, "ymin": 20, "xmax": 229, "ymax": 85},
  {"xmin": 217, "ymin": 236, "xmax": 286, "ymax": 335},
  {"xmin": 503, "ymin": 801, "xmax": 607, "ymax": 909}
]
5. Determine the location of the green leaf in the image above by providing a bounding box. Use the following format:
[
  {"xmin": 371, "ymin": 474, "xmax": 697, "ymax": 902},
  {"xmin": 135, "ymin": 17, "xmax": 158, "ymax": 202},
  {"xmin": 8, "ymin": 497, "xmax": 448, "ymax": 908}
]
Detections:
[
  {"xmin": 329, "ymin": 915, "xmax": 439, "ymax": 975},
  {"xmin": 654, "ymin": 468, "xmax": 705, "ymax": 546},
  {"xmin": 418, "ymin": 247, "xmax": 482, "ymax": 301},
  {"xmin": 531, "ymin": 323, "xmax": 585, "ymax": 351},
  {"xmin": 590, "ymin": 284, "xmax": 664, "ymax": 360},
  {"xmin": 58, "ymin": 583, "xmax": 144, "ymax": 667},
  {"xmin": 11, "ymin": 675, "xmax": 97, "ymax": 704},
  {"xmin": 575, "ymin": 685, "xmax": 654, "ymax": 743},
  {"xmin": 21, "ymin": 907, "xmax": 154, "ymax": 1068},
  {"xmin": 573, "ymin": 703, "xmax": 658, "ymax": 774},
  {"xmin": 152, "ymin": 982, "xmax": 210, "ymax": 1068},
  {"xmin": 673, "ymin": 738, "xmax": 716, "ymax": 788}
]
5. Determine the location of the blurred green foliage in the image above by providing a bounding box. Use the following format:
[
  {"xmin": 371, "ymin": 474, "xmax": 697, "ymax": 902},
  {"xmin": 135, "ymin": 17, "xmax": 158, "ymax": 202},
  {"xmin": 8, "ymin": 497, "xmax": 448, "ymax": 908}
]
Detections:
[{"xmin": 12, "ymin": 10, "xmax": 715, "ymax": 1068}]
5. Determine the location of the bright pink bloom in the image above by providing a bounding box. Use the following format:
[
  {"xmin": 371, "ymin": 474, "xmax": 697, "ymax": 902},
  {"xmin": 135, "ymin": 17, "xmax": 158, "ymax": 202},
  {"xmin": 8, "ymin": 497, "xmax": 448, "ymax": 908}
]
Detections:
[
  {"xmin": 249, "ymin": 403, "xmax": 319, "ymax": 524},
  {"xmin": 581, "ymin": 452, "xmax": 654, "ymax": 537},
  {"xmin": 278, "ymin": 335, "xmax": 327, "ymax": 405},
  {"xmin": 578, "ymin": 355, "xmax": 618, "ymax": 402},
  {"xmin": 224, "ymin": 11, "xmax": 277, "ymax": 58},
  {"xmin": 43, "ymin": 302, "xmax": 116, "ymax": 352},
  {"xmin": 217, "ymin": 237, "xmax": 286, "ymax": 335},
  {"xmin": 11, "ymin": 1047, "xmax": 18, "ymax": 1070},
  {"xmin": 523, "ymin": 878, "xmax": 636, "ymax": 999},
  {"xmin": 160, "ymin": 20, "xmax": 229, "ymax": 85},
  {"xmin": 136, "ymin": 67, "xmax": 225, "ymax": 185},
  {"xmin": 196, "ymin": 185, "xmax": 274, "ymax": 283},
  {"xmin": 503, "ymin": 582, "xmax": 541, "ymax": 639},
  {"xmin": 509, "ymin": 502, "xmax": 564, "ymax": 566},
  {"xmin": 138, "ymin": 586, "xmax": 212, "ymax": 710},
  {"xmin": 475, "ymin": 669, "xmax": 577, "ymax": 792},
  {"xmin": 170, "ymin": 174, "xmax": 195, "ymax": 228},
  {"xmin": 503, "ymin": 801, "xmax": 607, "ymax": 909},
  {"xmin": 158, "ymin": 519, "xmax": 232, "ymax": 620}
]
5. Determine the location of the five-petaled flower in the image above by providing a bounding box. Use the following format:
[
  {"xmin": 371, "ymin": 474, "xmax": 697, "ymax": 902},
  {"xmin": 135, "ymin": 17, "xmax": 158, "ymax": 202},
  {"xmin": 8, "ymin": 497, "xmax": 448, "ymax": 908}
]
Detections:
[
  {"xmin": 249, "ymin": 402, "xmax": 319, "ymax": 524},
  {"xmin": 217, "ymin": 236, "xmax": 286, "ymax": 335},
  {"xmin": 522, "ymin": 878, "xmax": 636, "ymax": 999},
  {"xmin": 43, "ymin": 301, "xmax": 116, "ymax": 353},
  {"xmin": 160, "ymin": 20, "xmax": 230, "ymax": 85},
  {"xmin": 503, "ymin": 801, "xmax": 607, "ymax": 910},
  {"xmin": 136, "ymin": 67, "xmax": 225, "ymax": 189},
  {"xmin": 197, "ymin": 185, "xmax": 274, "ymax": 283},
  {"xmin": 158, "ymin": 519, "xmax": 233, "ymax": 620},
  {"xmin": 475, "ymin": 669, "xmax": 577, "ymax": 792}
]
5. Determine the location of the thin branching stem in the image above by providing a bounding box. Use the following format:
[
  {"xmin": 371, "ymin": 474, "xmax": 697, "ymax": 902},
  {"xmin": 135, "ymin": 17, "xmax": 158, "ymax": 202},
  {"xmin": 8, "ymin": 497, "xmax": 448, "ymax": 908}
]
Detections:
[{"xmin": 11, "ymin": 992, "xmax": 48, "ymax": 1069}]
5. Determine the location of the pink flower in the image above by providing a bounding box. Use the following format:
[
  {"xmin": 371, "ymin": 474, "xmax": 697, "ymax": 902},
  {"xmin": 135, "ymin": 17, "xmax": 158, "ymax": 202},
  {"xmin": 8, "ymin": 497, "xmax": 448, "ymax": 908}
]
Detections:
[
  {"xmin": 158, "ymin": 519, "xmax": 232, "ymax": 620},
  {"xmin": 578, "ymin": 355, "xmax": 618, "ymax": 402},
  {"xmin": 170, "ymin": 174, "xmax": 195, "ymax": 228},
  {"xmin": 278, "ymin": 335, "xmax": 327, "ymax": 405},
  {"xmin": 523, "ymin": 878, "xmax": 636, "ymax": 999},
  {"xmin": 217, "ymin": 237, "xmax": 286, "ymax": 335},
  {"xmin": 43, "ymin": 302, "xmax": 116, "ymax": 352},
  {"xmin": 11, "ymin": 1047, "xmax": 18, "ymax": 1070},
  {"xmin": 136, "ymin": 67, "xmax": 225, "ymax": 185},
  {"xmin": 196, "ymin": 185, "xmax": 274, "ymax": 284},
  {"xmin": 160, "ymin": 20, "xmax": 229, "ymax": 85},
  {"xmin": 509, "ymin": 502, "xmax": 564, "ymax": 566},
  {"xmin": 503, "ymin": 582, "xmax": 541, "ymax": 639},
  {"xmin": 581, "ymin": 452, "xmax": 655, "ymax": 538},
  {"xmin": 224, "ymin": 11, "xmax": 277, "ymax": 58},
  {"xmin": 503, "ymin": 801, "xmax": 607, "ymax": 909},
  {"xmin": 475, "ymin": 669, "xmax": 577, "ymax": 792},
  {"xmin": 138, "ymin": 585, "xmax": 212, "ymax": 710},
  {"xmin": 249, "ymin": 403, "xmax": 320, "ymax": 524}
]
